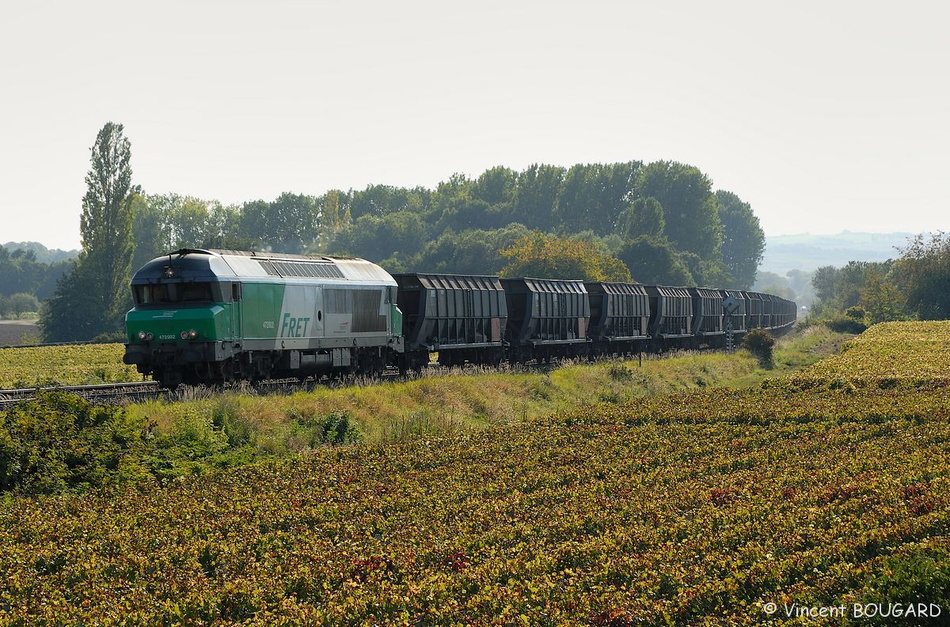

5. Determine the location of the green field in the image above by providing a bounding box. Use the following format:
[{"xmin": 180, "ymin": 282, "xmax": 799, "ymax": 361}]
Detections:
[
  {"xmin": 0, "ymin": 343, "xmax": 139, "ymax": 388},
  {"xmin": 1, "ymin": 324, "xmax": 949, "ymax": 624}
]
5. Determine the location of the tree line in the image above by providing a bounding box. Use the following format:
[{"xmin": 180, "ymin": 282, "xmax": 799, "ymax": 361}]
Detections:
[
  {"xmin": 37, "ymin": 123, "xmax": 767, "ymax": 342},
  {"xmin": 127, "ymin": 163, "xmax": 765, "ymax": 287},
  {"xmin": 806, "ymin": 232, "xmax": 950, "ymax": 330},
  {"xmin": 0, "ymin": 247, "xmax": 70, "ymax": 319}
]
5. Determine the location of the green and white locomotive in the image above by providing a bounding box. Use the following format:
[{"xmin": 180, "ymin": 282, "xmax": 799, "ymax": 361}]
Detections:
[{"xmin": 123, "ymin": 249, "xmax": 403, "ymax": 388}]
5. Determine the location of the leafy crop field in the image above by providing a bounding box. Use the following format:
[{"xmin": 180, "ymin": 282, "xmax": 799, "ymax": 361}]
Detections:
[
  {"xmin": 787, "ymin": 320, "xmax": 950, "ymax": 389},
  {"xmin": 1, "ymin": 386, "xmax": 947, "ymax": 624},
  {"xmin": 0, "ymin": 343, "xmax": 139, "ymax": 388},
  {"xmin": 1, "ymin": 323, "xmax": 947, "ymax": 624}
]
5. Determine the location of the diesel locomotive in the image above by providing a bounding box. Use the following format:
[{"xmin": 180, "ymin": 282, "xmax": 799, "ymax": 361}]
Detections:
[{"xmin": 123, "ymin": 249, "xmax": 796, "ymax": 388}]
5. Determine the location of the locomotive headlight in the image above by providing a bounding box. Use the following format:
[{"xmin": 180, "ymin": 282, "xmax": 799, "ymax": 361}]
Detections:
[
  {"xmin": 146, "ymin": 332, "xmax": 154, "ymax": 341},
  {"xmin": 188, "ymin": 329, "xmax": 198, "ymax": 339},
  {"xmin": 137, "ymin": 330, "xmax": 147, "ymax": 340}
]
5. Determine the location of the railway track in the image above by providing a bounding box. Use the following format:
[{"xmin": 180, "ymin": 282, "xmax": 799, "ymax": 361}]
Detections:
[{"xmin": 0, "ymin": 381, "xmax": 165, "ymax": 408}]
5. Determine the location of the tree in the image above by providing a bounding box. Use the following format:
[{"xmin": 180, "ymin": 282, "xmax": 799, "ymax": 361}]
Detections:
[
  {"xmin": 811, "ymin": 266, "xmax": 840, "ymax": 303},
  {"xmin": 42, "ymin": 123, "xmax": 135, "ymax": 341},
  {"xmin": 499, "ymin": 231, "xmax": 631, "ymax": 282},
  {"xmin": 238, "ymin": 193, "xmax": 320, "ymax": 253},
  {"xmin": 79, "ymin": 122, "xmax": 135, "ymax": 324},
  {"xmin": 552, "ymin": 164, "xmax": 598, "ymax": 235},
  {"xmin": 513, "ymin": 164, "xmax": 564, "ymax": 231},
  {"xmin": 0, "ymin": 246, "xmax": 70, "ymax": 302},
  {"xmin": 810, "ymin": 260, "xmax": 901, "ymax": 322},
  {"xmin": 205, "ymin": 203, "xmax": 252, "ymax": 250},
  {"xmin": 895, "ymin": 232, "xmax": 950, "ymax": 320},
  {"xmin": 634, "ymin": 161, "xmax": 723, "ymax": 261},
  {"xmin": 3, "ymin": 293, "xmax": 40, "ymax": 318},
  {"xmin": 716, "ymin": 190, "xmax": 765, "ymax": 289},
  {"xmin": 836, "ymin": 261, "xmax": 885, "ymax": 311},
  {"xmin": 618, "ymin": 197, "xmax": 665, "ymax": 240},
  {"xmin": 472, "ymin": 166, "xmax": 518, "ymax": 207},
  {"xmin": 550, "ymin": 162, "xmax": 640, "ymax": 236},
  {"xmin": 39, "ymin": 263, "xmax": 104, "ymax": 342},
  {"xmin": 167, "ymin": 197, "xmax": 213, "ymax": 248},
  {"xmin": 414, "ymin": 224, "xmax": 531, "ymax": 275},
  {"xmin": 348, "ymin": 184, "xmax": 429, "ymax": 221},
  {"xmin": 329, "ymin": 211, "xmax": 428, "ymax": 266},
  {"xmin": 312, "ymin": 190, "xmax": 352, "ymax": 251},
  {"xmin": 861, "ymin": 270, "xmax": 904, "ymax": 324},
  {"xmin": 616, "ymin": 237, "xmax": 694, "ymax": 286},
  {"xmin": 130, "ymin": 194, "xmax": 166, "ymax": 272}
]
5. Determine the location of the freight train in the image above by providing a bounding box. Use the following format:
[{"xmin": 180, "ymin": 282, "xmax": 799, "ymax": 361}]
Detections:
[{"xmin": 123, "ymin": 249, "xmax": 796, "ymax": 388}]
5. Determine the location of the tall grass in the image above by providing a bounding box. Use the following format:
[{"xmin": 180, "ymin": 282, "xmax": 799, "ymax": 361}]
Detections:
[{"xmin": 126, "ymin": 326, "xmax": 846, "ymax": 449}]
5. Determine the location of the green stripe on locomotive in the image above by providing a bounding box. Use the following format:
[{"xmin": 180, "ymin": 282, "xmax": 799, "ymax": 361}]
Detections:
[{"xmin": 125, "ymin": 303, "xmax": 232, "ymax": 343}]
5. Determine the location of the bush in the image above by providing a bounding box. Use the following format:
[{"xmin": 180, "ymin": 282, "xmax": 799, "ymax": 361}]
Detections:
[
  {"xmin": 0, "ymin": 391, "xmax": 148, "ymax": 495},
  {"xmin": 826, "ymin": 315, "xmax": 869, "ymax": 334},
  {"xmin": 741, "ymin": 328, "xmax": 775, "ymax": 367}
]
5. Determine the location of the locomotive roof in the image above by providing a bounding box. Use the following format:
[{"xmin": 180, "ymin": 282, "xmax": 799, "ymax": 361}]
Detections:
[{"xmin": 131, "ymin": 249, "xmax": 396, "ymax": 285}]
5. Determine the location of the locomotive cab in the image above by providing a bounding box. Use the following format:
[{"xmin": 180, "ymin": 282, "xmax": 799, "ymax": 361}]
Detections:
[{"xmin": 124, "ymin": 250, "xmax": 241, "ymax": 388}]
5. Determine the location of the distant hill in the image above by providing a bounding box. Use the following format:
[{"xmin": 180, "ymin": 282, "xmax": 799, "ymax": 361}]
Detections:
[
  {"xmin": 2, "ymin": 242, "xmax": 79, "ymax": 265},
  {"xmin": 760, "ymin": 232, "xmax": 914, "ymax": 275}
]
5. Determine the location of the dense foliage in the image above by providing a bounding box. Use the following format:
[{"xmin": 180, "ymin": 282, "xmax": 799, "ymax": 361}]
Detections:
[
  {"xmin": 0, "ymin": 323, "xmax": 947, "ymax": 623},
  {"xmin": 807, "ymin": 232, "xmax": 950, "ymax": 325},
  {"xmin": 0, "ymin": 391, "xmax": 361, "ymax": 496},
  {"xmin": 0, "ymin": 392, "xmax": 148, "ymax": 494},
  {"xmin": 123, "ymin": 161, "xmax": 762, "ymax": 292},
  {"xmin": 894, "ymin": 232, "xmax": 950, "ymax": 320},
  {"xmin": 499, "ymin": 232, "xmax": 631, "ymax": 282},
  {"xmin": 0, "ymin": 246, "xmax": 69, "ymax": 307}
]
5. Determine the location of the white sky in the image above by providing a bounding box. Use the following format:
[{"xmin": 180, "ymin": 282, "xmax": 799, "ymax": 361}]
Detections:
[{"xmin": 2, "ymin": 1, "xmax": 947, "ymax": 251}]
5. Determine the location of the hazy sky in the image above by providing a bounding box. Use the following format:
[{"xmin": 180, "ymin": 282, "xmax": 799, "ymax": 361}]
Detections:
[{"xmin": 2, "ymin": 1, "xmax": 947, "ymax": 250}]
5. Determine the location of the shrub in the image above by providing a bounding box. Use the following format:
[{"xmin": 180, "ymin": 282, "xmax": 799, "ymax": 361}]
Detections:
[
  {"xmin": 826, "ymin": 315, "xmax": 869, "ymax": 334},
  {"xmin": 0, "ymin": 391, "xmax": 147, "ymax": 495},
  {"xmin": 741, "ymin": 328, "xmax": 775, "ymax": 367}
]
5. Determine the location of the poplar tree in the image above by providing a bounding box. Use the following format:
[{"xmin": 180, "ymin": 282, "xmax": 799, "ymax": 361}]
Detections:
[
  {"xmin": 79, "ymin": 122, "xmax": 135, "ymax": 325},
  {"xmin": 41, "ymin": 123, "xmax": 135, "ymax": 341}
]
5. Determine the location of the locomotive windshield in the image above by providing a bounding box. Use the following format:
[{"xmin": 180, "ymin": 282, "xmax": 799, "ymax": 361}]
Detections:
[{"xmin": 133, "ymin": 282, "xmax": 215, "ymax": 305}]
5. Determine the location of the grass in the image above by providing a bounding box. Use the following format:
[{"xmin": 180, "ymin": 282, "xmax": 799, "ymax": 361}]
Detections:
[{"xmin": 127, "ymin": 325, "xmax": 850, "ymax": 448}]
